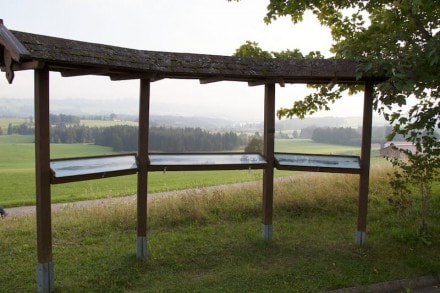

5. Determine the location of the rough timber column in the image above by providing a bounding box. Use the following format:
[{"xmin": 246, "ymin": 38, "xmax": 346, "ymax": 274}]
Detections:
[
  {"xmin": 262, "ymin": 83, "xmax": 276, "ymax": 240},
  {"xmin": 356, "ymin": 81, "xmax": 374, "ymax": 246},
  {"xmin": 137, "ymin": 78, "xmax": 150, "ymax": 258},
  {"xmin": 35, "ymin": 69, "xmax": 54, "ymax": 292}
]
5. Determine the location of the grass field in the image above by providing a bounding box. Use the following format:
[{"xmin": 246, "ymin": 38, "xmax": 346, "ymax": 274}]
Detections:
[
  {"xmin": 0, "ymin": 118, "xmax": 138, "ymax": 129},
  {"xmin": 1, "ymin": 135, "xmax": 369, "ymax": 207},
  {"xmin": 1, "ymin": 165, "xmax": 439, "ymax": 291},
  {"xmin": 0, "ymin": 117, "xmax": 30, "ymax": 130},
  {"xmin": 276, "ymin": 138, "xmax": 360, "ymax": 154},
  {"xmin": 80, "ymin": 119, "xmax": 138, "ymax": 127}
]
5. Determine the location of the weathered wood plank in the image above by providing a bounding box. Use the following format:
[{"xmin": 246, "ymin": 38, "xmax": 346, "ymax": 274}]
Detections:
[{"xmin": 5, "ymin": 30, "xmax": 368, "ymax": 83}]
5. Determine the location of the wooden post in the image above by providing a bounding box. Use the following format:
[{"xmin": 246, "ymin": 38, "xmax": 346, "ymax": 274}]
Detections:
[
  {"xmin": 356, "ymin": 81, "xmax": 374, "ymax": 246},
  {"xmin": 35, "ymin": 69, "xmax": 54, "ymax": 292},
  {"xmin": 262, "ymin": 83, "xmax": 276, "ymax": 240},
  {"xmin": 136, "ymin": 78, "xmax": 150, "ymax": 258}
]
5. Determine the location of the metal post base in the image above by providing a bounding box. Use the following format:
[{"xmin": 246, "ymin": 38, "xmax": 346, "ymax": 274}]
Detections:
[
  {"xmin": 37, "ymin": 261, "xmax": 54, "ymax": 293},
  {"xmin": 355, "ymin": 231, "xmax": 367, "ymax": 246},
  {"xmin": 136, "ymin": 236, "xmax": 148, "ymax": 259},
  {"xmin": 261, "ymin": 224, "xmax": 273, "ymax": 241}
]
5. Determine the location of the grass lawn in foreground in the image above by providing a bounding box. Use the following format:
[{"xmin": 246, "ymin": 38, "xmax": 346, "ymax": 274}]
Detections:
[{"xmin": 0, "ymin": 167, "xmax": 439, "ymax": 291}]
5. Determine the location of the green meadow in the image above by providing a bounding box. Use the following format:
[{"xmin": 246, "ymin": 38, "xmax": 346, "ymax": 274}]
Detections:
[
  {"xmin": 275, "ymin": 138, "xmax": 360, "ymax": 154},
  {"xmin": 80, "ymin": 119, "xmax": 139, "ymax": 127},
  {"xmin": 0, "ymin": 117, "xmax": 30, "ymax": 130},
  {"xmin": 0, "ymin": 135, "xmax": 364, "ymax": 207},
  {"xmin": 1, "ymin": 135, "xmax": 439, "ymax": 292},
  {"xmin": 1, "ymin": 165, "xmax": 439, "ymax": 291}
]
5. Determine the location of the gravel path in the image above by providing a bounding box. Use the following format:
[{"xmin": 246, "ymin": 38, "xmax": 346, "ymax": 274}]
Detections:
[{"xmin": 2, "ymin": 176, "xmax": 297, "ymax": 218}]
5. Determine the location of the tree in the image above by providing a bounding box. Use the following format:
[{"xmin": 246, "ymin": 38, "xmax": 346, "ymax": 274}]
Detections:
[
  {"xmin": 311, "ymin": 127, "xmax": 360, "ymax": 146},
  {"xmin": 7, "ymin": 123, "xmax": 13, "ymax": 135},
  {"xmin": 234, "ymin": 40, "xmax": 323, "ymax": 59},
  {"xmin": 231, "ymin": 0, "xmax": 439, "ymax": 237},
  {"xmin": 109, "ymin": 113, "xmax": 118, "ymax": 121},
  {"xmin": 231, "ymin": 0, "xmax": 439, "ymax": 143},
  {"xmin": 234, "ymin": 41, "xmax": 272, "ymax": 58},
  {"xmin": 245, "ymin": 136, "xmax": 263, "ymax": 153},
  {"xmin": 299, "ymin": 126, "xmax": 315, "ymax": 139}
]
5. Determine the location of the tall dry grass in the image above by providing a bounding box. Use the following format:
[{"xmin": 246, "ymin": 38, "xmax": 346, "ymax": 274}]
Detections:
[
  {"xmin": 3, "ymin": 162, "xmax": 439, "ymax": 292},
  {"xmin": 45, "ymin": 162, "xmax": 396, "ymax": 232}
]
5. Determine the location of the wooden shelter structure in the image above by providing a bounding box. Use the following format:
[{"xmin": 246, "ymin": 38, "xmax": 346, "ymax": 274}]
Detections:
[{"xmin": 0, "ymin": 20, "xmax": 385, "ymax": 292}]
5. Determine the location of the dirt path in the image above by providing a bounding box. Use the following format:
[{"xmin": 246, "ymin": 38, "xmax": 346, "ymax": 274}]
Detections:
[{"xmin": 3, "ymin": 176, "xmax": 297, "ymax": 218}]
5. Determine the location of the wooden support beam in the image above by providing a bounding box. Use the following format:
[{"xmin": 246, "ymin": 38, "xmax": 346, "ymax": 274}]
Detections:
[
  {"xmin": 262, "ymin": 83, "xmax": 276, "ymax": 240},
  {"xmin": 110, "ymin": 73, "xmax": 162, "ymax": 81},
  {"xmin": 199, "ymin": 76, "xmax": 224, "ymax": 84},
  {"xmin": 248, "ymin": 79, "xmax": 285, "ymax": 87},
  {"xmin": 136, "ymin": 78, "xmax": 150, "ymax": 259},
  {"xmin": 1, "ymin": 60, "xmax": 44, "ymax": 72},
  {"xmin": 60, "ymin": 67, "xmax": 110, "ymax": 77},
  {"xmin": 2, "ymin": 59, "xmax": 44, "ymax": 83},
  {"xmin": 35, "ymin": 68, "xmax": 54, "ymax": 292},
  {"xmin": 356, "ymin": 81, "xmax": 374, "ymax": 246}
]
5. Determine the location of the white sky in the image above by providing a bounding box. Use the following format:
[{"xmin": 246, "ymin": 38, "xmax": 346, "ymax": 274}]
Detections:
[{"xmin": 0, "ymin": 0, "xmax": 365, "ymax": 122}]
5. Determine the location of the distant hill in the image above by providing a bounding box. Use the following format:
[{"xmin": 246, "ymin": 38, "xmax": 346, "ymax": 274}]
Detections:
[
  {"xmin": 0, "ymin": 98, "xmax": 139, "ymax": 118},
  {"xmin": 149, "ymin": 115, "xmax": 236, "ymax": 129},
  {"xmin": 276, "ymin": 116, "xmax": 387, "ymax": 130},
  {"xmin": 0, "ymin": 98, "xmax": 387, "ymax": 130},
  {"xmin": 0, "ymin": 98, "xmax": 34, "ymax": 118}
]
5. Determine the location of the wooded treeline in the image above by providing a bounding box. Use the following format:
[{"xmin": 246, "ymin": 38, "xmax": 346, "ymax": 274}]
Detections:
[
  {"xmin": 148, "ymin": 127, "xmax": 244, "ymax": 152},
  {"xmin": 3, "ymin": 114, "xmax": 411, "ymax": 151},
  {"xmin": 311, "ymin": 127, "xmax": 361, "ymax": 146},
  {"xmin": 4, "ymin": 122, "xmax": 402, "ymax": 150},
  {"xmin": 299, "ymin": 126, "xmax": 407, "ymax": 145},
  {"xmin": 50, "ymin": 124, "xmax": 245, "ymax": 152},
  {"xmin": 2, "ymin": 114, "xmax": 246, "ymax": 152}
]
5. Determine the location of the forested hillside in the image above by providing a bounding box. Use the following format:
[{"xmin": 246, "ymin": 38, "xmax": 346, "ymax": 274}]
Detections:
[
  {"xmin": 51, "ymin": 125, "xmax": 245, "ymax": 152},
  {"xmin": 1, "ymin": 113, "xmax": 404, "ymax": 152}
]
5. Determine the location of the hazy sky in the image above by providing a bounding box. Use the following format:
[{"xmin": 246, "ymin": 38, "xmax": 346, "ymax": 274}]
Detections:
[{"xmin": 0, "ymin": 0, "xmax": 365, "ymax": 121}]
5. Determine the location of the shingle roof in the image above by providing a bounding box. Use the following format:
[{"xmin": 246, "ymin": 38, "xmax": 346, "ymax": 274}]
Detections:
[{"xmin": 1, "ymin": 21, "xmax": 383, "ymax": 84}]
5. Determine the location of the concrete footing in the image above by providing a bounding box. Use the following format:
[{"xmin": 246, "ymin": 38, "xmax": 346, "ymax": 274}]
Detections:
[
  {"xmin": 355, "ymin": 231, "xmax": 366, "ymax": 246},
  {"xmin": 37, "ymin": 261, "xmax": 54, "ymax": 293},
  {"xmin": 136, "ymin": 236, "xmax": 148, "ymax": 259},
  {"xmin": 262, "ymin": 224, "xmax": 273, "ymax": 241}
]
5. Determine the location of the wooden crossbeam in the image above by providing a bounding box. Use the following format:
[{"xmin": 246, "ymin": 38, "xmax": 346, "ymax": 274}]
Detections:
[
  {"xmin": 248, "ymin": 79, "xmax": 285, "ymax": 87},
  {"xmin": 110, "ymin": 73, "xmax": 163, "ymax": 81},
  {"xmin": 199, "ymin": 76, "xmax": 224, "ymax": 84},
  {"xmin": 60, "ymin": 67, "xmax": 110, "ymax": 77}
]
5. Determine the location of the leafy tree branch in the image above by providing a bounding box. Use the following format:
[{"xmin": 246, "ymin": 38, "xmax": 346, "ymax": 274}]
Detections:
[{"xmin": 230, "ymin": 0, "xmax": 440, "ymax": 237}]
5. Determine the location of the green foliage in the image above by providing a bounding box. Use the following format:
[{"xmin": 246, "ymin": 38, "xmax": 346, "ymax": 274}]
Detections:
[
  {"xmin": 234, "ymin": 41, "xmax": 272, "ymax": 58},
  {"xmin": 277, "ymin": 83, "xmax": 344, "ymax": 119},
  {"xmin": 234, "ymin": 0, "xmax": 440, "ymax": 139},
  {"xmin": 388, "ymin": 148, "xmax": 440, "ymax": 240},
  {"xmin": 233, "ymin": 40, "xmax": 324, "ymax": 60},
  {"xmin": 262, "ymin": 0, "xmax": 440, "ymax": 127},
  {"xmin": 232, "ymin": 0, "xmax": 440, "ymax": 237}
]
